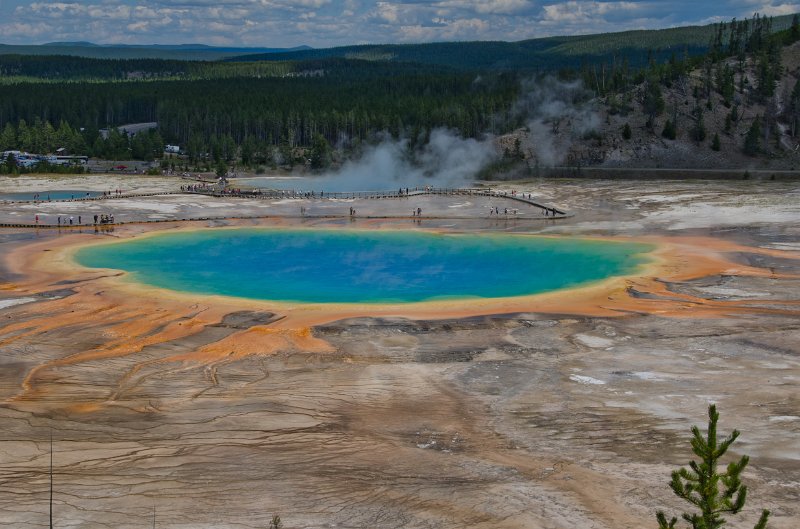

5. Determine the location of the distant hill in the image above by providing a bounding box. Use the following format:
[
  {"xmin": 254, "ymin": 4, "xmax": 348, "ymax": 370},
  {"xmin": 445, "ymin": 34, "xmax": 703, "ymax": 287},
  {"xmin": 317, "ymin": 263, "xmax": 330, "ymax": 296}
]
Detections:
[
  {"xmin": 43, "ymin": 41, "xmax": 99, "ymax": 47},
  {"xmin": 229, "ymin": 14, "xmax": 798, "ymax": 70},
  {"xmin": 0, "ymin": 42, "xmax": 312, "ymax": 61}
]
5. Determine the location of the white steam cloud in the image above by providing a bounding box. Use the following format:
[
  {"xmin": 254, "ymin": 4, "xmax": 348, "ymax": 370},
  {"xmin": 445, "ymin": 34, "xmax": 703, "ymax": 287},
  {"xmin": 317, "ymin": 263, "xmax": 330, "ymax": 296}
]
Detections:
[
  {"xmin": 320, "ymin": 128, "xmax": 497, "ymax": 191},
  {"xmin": 515, "ymin": 77, "xmax": 600, "ymax": 167}
]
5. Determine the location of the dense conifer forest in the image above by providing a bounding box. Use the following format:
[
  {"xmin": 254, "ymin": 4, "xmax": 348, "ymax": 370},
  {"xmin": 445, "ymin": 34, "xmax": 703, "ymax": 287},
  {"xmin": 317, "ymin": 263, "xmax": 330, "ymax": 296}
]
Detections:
[{"xmin": 0, "ymin": 13, "xmax": 798, "ymax": 169}]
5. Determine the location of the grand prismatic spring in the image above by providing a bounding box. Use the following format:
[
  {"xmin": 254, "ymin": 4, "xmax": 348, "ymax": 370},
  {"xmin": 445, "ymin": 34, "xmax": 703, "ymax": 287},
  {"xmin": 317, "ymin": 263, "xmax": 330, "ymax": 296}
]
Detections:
[
  {"xmin": 0, "ymin": 176, "xmax": 798, "ymax": 529},
  {"xmin": 74, "ymin": 229, "xmax": 654, "ymax": 303}
]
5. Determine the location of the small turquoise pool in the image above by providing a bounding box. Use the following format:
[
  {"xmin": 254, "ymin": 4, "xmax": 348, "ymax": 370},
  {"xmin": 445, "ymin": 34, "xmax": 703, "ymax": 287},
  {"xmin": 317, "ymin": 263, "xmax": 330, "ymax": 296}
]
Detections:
[
  {"xmin": 0, "ymin": 190, "xmax": 101, "ymax": 201},
  {"xmin": 74, "ymin": 229, "xmax": 653, "ymax": 303}
]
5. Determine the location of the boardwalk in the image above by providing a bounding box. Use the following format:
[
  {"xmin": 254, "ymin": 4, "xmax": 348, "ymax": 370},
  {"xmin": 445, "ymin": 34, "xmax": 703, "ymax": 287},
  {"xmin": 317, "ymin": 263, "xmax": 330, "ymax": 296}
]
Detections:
[
  {"xmin": 0, "ymin": 187, "xmax": 568, "ymax": 228},
  {"xmin": 186, "ymin": 187, "xmax": 568, "ymax": 216}
]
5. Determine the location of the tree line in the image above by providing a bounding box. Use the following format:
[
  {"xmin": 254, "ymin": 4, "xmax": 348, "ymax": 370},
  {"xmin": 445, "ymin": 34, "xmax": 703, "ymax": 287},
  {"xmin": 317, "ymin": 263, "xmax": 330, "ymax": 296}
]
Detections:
[
  {"xmin": 2, "ymin": 13, "xmax": 799, "ymax": 167},
  {"xmin": 0, "ymin": 118, "xmax": 164, "ymax": 159},
  {"xmin": 0, "ymin": 54, "xmax": 293, "ymax": 82},
  {"xmin": 0, "ymin": 63, "xmax": 519, "ymax": 164}
]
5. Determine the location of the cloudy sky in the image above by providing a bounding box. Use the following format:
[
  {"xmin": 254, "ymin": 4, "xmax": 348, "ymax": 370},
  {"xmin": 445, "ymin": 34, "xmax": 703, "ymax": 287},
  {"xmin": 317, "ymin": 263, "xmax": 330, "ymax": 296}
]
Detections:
[{"xmin": 0, "ymin": 1, "xmax": 798, "ymax": 48}]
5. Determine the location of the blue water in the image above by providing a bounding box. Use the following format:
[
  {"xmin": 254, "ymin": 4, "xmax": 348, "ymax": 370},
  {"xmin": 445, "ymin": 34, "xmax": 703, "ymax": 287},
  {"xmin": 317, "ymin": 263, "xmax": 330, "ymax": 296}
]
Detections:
[
  {"xmin": 0, "ymin": 190, "xmax": 101, "ymax": 201},
  {"xmin": 75, "ymin": 229, "xmax": 653, "ymax": 303}
]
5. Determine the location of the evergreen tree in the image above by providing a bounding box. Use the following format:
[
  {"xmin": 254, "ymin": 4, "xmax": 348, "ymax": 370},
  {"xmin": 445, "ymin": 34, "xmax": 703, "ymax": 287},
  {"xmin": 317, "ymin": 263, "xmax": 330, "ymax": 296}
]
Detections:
[
  {"xmin": 130, "ymin": 133, "xmax": 151, "ymax": 160},
  {"xmin": 240, "ymin": 136, "xmax": 257, "ymax": 166},
  {"xmin": 309, "ymin": 133, "xmax": 332, "ymax": 169},
  {"xmin": 187, "ymin": 133, "xmax": 205, "ymax": 163},
  {"xmin": 691, "ymin": 105, "xmax": 707, "ymax": 143},
  {"xmin": 0, "ymin": 122, "xmax": 16, "ymax": 150},
  {"xmin": 150, "ymin": 130, "xmax": 164, "ymax": 158},
  {"xmin": 106, "ymin": 129, "xmax": 130, "ymax": 159},
  {"xmin": 743, "ymin": 117, "xmax": 762, "ymax": 156},
  {"xmin": 268, "ymin": 514, "xmax": 283, "ymax": 529},
  {"xmin": 643, "ymin": 77, "xmax": 665, "ymax": 129},
  {"xmin": 662, "ymin": 119, "xmax": 677, "ymax": 139},
  {"xmin": 221, "ymin": 134, "xmax": 236, "ymax": 162},
  {"xmin": 42, "ymin": 120, "xmax": 56, "ymax": 152},
  {"xmin": 215, "ymin": 160, "xmax": 227, "ymax": 179},
  {"xmin": 17, "ymin": 119, "xmax": 33, "ymax": 151},
  {"xmin": 91, "ymin": 135, "xmax": 105, "ymax": 158},
  {"xmin": 622, "ymin": 122, "xmax": 632, "ymax": 139},
  {"xmin": 656, "ymin": 404, "xmax": 770, "ymax": 529}
]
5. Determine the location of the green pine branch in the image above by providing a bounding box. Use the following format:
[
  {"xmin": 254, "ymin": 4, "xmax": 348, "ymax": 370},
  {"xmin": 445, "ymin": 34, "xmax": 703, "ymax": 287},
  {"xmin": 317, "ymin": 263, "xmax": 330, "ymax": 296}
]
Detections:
[{"xmin": 655, "ymin": 405, "xmax": 770, "ymax": 529}]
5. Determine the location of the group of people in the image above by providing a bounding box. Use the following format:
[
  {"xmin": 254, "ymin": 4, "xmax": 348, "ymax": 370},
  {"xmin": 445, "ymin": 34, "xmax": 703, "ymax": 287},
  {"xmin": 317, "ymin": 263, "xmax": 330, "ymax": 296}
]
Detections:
[
  {"xmin": 55, "ymin": 215, "xmax": 82, "ymax": 225},
  {"xmin": 95, "ymin": 213, "xmax": 115, "ymax": 224},
  {"xmin": 36, "ymin": 213, "xmax": 115, "ymax": 226},
  {"xmin": 488, "ymin": 206, "xmax": 518, "ymax": 216},
  {"xmin": 182, "ymin": 183, "xmax": 211, "ymax": 192}
]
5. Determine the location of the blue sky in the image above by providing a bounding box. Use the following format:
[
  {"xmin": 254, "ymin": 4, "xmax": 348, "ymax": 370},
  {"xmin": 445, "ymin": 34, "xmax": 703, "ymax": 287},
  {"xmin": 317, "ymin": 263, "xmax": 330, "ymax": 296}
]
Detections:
[{"xmin": 0, "ymin": 1, "xmax": 798, "ymax": 48}]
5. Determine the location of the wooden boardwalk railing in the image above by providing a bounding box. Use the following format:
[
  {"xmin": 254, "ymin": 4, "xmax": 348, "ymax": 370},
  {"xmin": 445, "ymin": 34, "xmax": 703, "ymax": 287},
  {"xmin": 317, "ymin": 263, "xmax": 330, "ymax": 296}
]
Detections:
[
  {"xmin": 186, "ymin": 187, "xmax": 567, "ymax": 216},
  {"xmin": 0, "ymin": 187, "xmax": 567, "ymax": 228}
]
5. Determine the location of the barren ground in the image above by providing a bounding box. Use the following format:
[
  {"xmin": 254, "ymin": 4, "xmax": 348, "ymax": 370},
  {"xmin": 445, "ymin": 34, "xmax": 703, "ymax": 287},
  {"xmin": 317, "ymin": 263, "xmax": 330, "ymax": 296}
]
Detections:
[{"xmin": 0, "ymin": 175, "xmax": 798, "ymax": 529}]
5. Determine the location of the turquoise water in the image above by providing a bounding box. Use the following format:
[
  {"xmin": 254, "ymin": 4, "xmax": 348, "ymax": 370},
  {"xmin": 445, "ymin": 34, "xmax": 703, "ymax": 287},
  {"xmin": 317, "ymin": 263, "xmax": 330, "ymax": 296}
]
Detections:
[
  {"xmin": 75, "ymin": 229, "xmax": 653, "ymax": 303},
  {"xmin": 0, "ymin": 190, "xmax": 100, "ymax": 201}
]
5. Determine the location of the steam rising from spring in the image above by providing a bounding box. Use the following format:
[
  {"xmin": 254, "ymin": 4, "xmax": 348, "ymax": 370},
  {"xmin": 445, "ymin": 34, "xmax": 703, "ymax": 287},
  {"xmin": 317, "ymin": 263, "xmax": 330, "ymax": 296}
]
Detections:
[
  {"xmin": 515, "ymin": 77, "xmax": 600, "ymax": 167},
  {"xmin": 321, "ymin": 128, "xmax": 497, "ymax": 191}
]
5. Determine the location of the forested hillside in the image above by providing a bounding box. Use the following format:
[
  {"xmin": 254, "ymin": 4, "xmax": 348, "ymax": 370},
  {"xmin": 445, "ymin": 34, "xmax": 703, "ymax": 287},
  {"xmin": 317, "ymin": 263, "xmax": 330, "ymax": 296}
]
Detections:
[
  {"xmin": 0, "ymin": 55, "xmax": 294, "ymax": 82},
  {"xmin": 1, "ymin": 13, "xmax": 800, "ymax": 173},
  {"xmin": 231, "ymin": 14, "xmax": 798, "ymax": 71},
  {"xmin": 496, "ymin": 14, "xmax": 800, "ymax": 172},
  {"xmin": 0, "ymin": 60, "xmax": 518, "ymax": 163}
]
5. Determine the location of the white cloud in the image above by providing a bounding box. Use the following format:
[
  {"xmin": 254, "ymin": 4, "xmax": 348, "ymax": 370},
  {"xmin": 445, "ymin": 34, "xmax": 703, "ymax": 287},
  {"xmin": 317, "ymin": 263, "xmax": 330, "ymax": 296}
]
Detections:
[
  {"xmin": 375, "ymin": 1, "xmax": 400, "ymax": 23},
  {"xmin": 541, "ymin": 1, "xmax": 643, "ymax": 23},
  {"xmin": 0, "ymin": 21, "xmax": 53, "ymax": 37},
  {"xmin": 750, "ymin": 2, "xmax": 800, "ymax": 16},
  {"xmin": 397, "ymin": 16, "xmax": 490, "ymax": 41},
  {"xmin": 2, "ymin": 1, "xmax": 799, "ymax": 48},
  {"xmin": 434, "ymin": 0, "xmax": 533, "ymax": 15}
]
